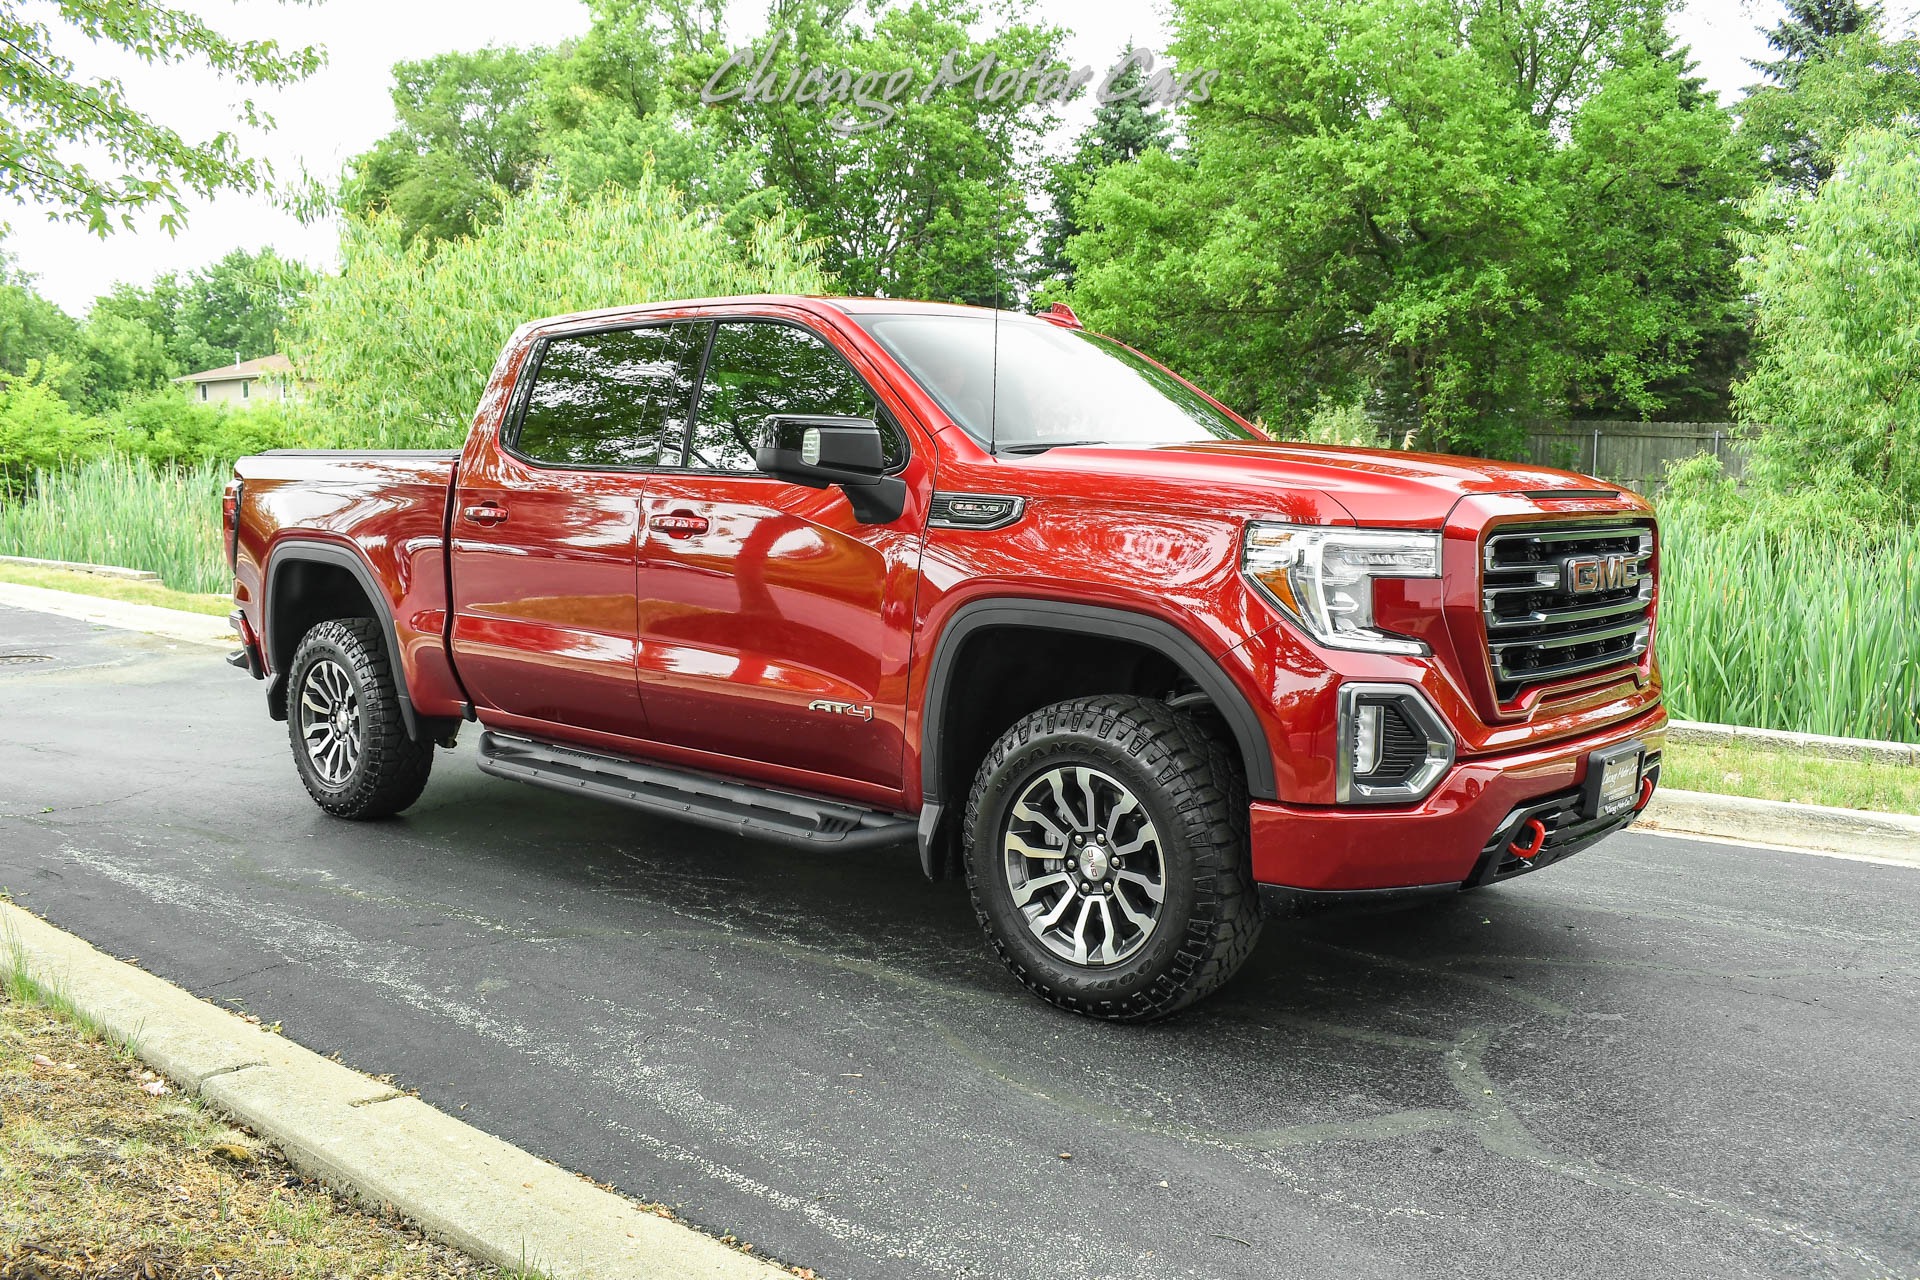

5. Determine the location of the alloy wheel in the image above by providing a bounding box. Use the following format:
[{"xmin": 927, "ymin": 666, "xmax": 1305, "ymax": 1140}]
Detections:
[
  {"xmin": 298, "ymin": 658, "xmax": 362, "ymax": 788},
  {"xmin": 1001, "ymin": 764, "xmax": 1166, "ymax": 966}
]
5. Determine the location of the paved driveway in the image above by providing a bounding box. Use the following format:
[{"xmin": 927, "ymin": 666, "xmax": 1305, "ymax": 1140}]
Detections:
[{"xmin": 2, "ymin": 605, "xmax": 1915, "ymax": 1280}]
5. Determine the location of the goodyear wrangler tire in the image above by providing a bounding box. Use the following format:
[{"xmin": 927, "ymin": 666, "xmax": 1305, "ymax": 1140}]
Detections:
[
  {"xmin": 963, "ymin": 694, "xmax": 1261, "ymax": 1021},
  {"xmin": 286, "ymin": 617, "xmax": 433, "ymax": 820}
]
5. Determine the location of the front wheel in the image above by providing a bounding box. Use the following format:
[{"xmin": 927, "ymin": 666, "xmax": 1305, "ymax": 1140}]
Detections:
[
  {"xmin": 286, "ymin": 617, "xmax": 433, "ymax": 819},
  {"xmin": 963, "ymin": 695, "xmax": 1262, "ymax": 1021}
]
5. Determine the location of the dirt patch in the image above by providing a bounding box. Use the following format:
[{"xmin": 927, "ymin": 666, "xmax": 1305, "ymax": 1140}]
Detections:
[{"xmin": 0, "ymin": 990, "xmax": 524, "ymax": 1280}]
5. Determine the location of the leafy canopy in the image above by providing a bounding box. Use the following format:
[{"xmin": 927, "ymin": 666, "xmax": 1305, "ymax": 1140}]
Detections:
[
  {"xmin": 341, "ymin": 47, "xmax": 549, "ymax": 245},
  {"xmin": 1734, "ymin": 125, "xmax": 1920, "ymax": 524},
  {"xmin": 1066, "ymin": 0, "xmax": 1752, "ymax": 453},
  {"xmin": 288, "ymin": 178, "xmax": 828, "ymax": 446},
  {"xmin": 0, "ymin": 0, "xmax": 323, "ymax": 233}
]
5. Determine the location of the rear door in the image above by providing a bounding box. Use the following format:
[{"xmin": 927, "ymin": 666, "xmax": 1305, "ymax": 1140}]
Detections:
[
  {"xmin": 450, "ymin": 322, "xmax": 702, "ymax": 739},
  {"xmin": 635, "ymin": 317, "xmax": 930, "ymax": 795}
]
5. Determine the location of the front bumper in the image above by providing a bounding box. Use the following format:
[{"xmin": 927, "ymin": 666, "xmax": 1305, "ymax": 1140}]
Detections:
[{"xmin": 1250, "ymin": 704, "xmax": 1665, "ymax": 904}]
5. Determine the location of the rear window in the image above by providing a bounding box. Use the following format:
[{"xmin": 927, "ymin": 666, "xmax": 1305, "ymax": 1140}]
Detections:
[{"xmin": 513, "ymin": 324, "xmax": 703, "ymax": 468}]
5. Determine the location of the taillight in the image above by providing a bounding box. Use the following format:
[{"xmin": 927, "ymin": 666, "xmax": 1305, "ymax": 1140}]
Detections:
[{"xmin": 223, "ymin": 478, "xmax": 242, "ymax": 571}]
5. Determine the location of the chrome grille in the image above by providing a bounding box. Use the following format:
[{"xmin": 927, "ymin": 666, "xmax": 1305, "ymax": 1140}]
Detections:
[{"xmin": 1481, "ymin": 522, "xmax": 1653, "ymax": 700}]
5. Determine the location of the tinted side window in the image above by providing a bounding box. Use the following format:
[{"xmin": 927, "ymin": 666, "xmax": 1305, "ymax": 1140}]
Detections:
[
  {"xmin": 514, "ymin": 324, "xmax": 701, "ymax": 469},
  {"xmin": 690, "ymin": 321, "xmax": 901, "ymax": 473}
]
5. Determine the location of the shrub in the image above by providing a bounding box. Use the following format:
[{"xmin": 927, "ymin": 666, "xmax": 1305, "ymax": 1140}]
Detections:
[
  {"xmin": 107, "ymin": 390, "xmax": 307, "ymax": 469},
  {"xmin": 0, "ymin": 361, "xmax": 110, "ymax": 497}
]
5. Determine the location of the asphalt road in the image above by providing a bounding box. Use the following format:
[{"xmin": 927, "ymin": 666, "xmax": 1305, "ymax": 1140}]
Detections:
[{"xmin": 2, "ymin": 604, "xmax": 1916, "ymax": 1280}]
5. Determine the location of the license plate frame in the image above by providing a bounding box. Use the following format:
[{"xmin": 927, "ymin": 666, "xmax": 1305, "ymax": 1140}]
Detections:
[{"xmin": 1582, "ymin": 740, "xmax": 1645, "ymax": 820}]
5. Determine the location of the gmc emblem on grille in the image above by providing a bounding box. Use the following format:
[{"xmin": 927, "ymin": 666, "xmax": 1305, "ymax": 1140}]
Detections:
[{"xmin": 1564, "ymin": 553, "xmax": 1642, "ymax": 595}]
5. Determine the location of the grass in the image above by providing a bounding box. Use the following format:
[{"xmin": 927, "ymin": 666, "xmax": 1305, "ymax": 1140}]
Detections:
[
  {"xmin": 1658, "ymin": 517, "xmax": 1920, "ymax": 744},
  {"xmin": 0, "ymin": 454, "xmax": 228, "ymax": 595},
  {"xmin": 1662, "ymin": 739, "xmax": 1920, "ymax": 814},
  {"xmin": 0, "ymin": 562, "xmax": 233, "ymax": 616},
  {"xmin": 1, "ymin": 952, "xmax": 539, "ymax": 1279}
]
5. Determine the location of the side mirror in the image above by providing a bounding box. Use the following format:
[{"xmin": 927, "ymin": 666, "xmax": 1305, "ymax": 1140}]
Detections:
[{"xmin": 755, "ymin": 415, "xmax": 907, "ymax": 524}]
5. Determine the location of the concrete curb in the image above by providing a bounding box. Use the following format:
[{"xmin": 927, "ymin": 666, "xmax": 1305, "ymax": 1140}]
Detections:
[
  {"xmin": 0, "ymin": 902, "xmax": 788, "ymax": 1280},
  {"xmin": 1669, "ymin": 719, "xmax": 1919, "ymax": 768},
  {"xmin": 0, "ymin": 553, "xmax": 160, "ymax": 581},
  {"xmin": 1640, "ymin": 789, "xmax": 1920, "ymax": 864},
  {"xmin": 0, "ymin": 581, "xmax": 234, "ymax": 649}
]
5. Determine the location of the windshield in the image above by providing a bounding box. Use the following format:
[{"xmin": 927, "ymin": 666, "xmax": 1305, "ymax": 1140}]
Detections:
[{"xmin": 855, "ymin": 313, "xmax": 1258, "ymax": 452}]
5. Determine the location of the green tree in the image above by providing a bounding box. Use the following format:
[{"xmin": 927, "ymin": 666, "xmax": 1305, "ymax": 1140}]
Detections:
[
  {"xmin": 538, "ymin": 0, "xmax": 774, "ymax": 235},
  {"xmin": 342, "ymin": 47, "xmax": 549, "ymax": 245},
  {"xmin": 1036, "ymin": 47, "xmax": 1172, "ymax": 291},
  {"xmin": 288, "ymin": 178, "xmax": 828, "ymax": 445},
  {"xmin": 0, "ymin": 0, "xmax": 322, "ymax": 233},
  {"xmin": 703, "ymin": 0, "xmax": 1065, "ymax": 303},
  {"xmin": 1734, "ymin": 124, "xmax": 1920, "ymax": 522},
  {"xmin": 1551, "ymin": 33, "xmax": 1755, "ymax": 419},
  {"xmin": 0, "ymin": 256, "xmax": 80, "ymax": 379},
  {"xmin": 171, "ymin": 248, "xmax": 315, "ymax": 372},
  {"xmin": 1067, "ymin": 0, "xmax": 1747, "ymax": 452},
  {"xmin": 1752, "ymin": 0, "xmax": 1879, "ymax": 85},
  {"xmin": 1741, "ymin": 28, "xmax": 1920, "ymax": 190}
]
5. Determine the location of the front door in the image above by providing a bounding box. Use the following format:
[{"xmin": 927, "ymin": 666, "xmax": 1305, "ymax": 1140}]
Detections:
[
  {"xmin": 636, "ymin": 318, "xmax": 928, "ymax": 794},
  {"xmin": 450, "ymin": 322, "xmax": 702, "ymax": 739}
]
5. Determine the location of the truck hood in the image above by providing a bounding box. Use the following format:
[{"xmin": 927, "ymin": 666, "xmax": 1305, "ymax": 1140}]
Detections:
[{"xmin": 1011, "ymin": 438, "xmax": 1622, "ymax": 525}]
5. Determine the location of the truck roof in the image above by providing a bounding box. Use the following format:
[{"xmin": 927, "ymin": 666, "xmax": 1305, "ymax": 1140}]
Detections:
[{"xmin": 524, "ymin": 294, "xmax": 1030, "ymax": 332}]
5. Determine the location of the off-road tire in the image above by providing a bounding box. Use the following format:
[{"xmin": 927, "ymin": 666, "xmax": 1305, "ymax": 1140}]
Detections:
[
  {"xmin": 286, "ymin": 617, "xmax": 433, "ymax": 819},
  {"xmin": 963, "ymin": 694, "xmax": 1262, "ymax": 1021}
]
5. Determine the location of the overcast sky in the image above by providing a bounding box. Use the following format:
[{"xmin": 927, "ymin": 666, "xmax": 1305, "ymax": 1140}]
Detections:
[{"xmin": 2, "ymin": 0, "xmax": 1905, "ymax": 312}]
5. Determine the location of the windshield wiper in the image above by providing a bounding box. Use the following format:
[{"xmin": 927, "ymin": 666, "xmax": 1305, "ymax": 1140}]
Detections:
[{"xmin": 997, "ymin": 440, "xmax": 1110, "ymax": 455}]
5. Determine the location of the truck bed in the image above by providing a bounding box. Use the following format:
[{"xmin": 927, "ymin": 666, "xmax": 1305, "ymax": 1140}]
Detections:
[{"xmin": 230, "ymin": 447, "xmax": 466, "ymax": 724}]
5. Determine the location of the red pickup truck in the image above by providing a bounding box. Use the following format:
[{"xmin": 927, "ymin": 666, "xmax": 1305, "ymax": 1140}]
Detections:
[{"xmin": 225, "ymin": 295, "xmax": 1665, "ymax": 1020}]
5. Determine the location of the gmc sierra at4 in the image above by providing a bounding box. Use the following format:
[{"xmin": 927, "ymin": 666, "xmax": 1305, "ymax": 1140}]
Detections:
[{"xmin": 224, "ymin": 296, "xmax": 1665, "ymax": 1020}]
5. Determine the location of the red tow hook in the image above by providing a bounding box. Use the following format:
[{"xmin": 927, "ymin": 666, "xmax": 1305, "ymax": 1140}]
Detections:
[
  {"xmin": 1508, "ymin": 818, "xmax": 1548, "ymax": 860},
  {"xmin": 1633, "ymin": 775, "xmax": 1656, "ymax": 812}
]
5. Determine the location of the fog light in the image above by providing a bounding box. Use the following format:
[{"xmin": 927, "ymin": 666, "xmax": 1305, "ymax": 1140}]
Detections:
[
  {"xmin": 1335, "ymin": 683, "xmax": 1456, "ymax": 805},
  {"xmin": 1352, "ymin": 704, "xmax": 1383, "ymax": 776}
]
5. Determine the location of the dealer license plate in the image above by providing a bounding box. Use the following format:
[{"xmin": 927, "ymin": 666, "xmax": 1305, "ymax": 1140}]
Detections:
[{"xmin": 1586, "ymin": 741, "xmax": 1644, "ymax": 820}]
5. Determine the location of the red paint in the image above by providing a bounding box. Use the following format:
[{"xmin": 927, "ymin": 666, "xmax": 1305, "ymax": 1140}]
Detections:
[{"xmin": 227, "ymin": 295, "xmax": 1668, "ymax": 892}]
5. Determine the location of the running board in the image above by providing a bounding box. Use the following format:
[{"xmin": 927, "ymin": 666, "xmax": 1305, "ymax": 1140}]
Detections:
[{"xmin": 476, "ymin": 731, "xmax": 916, "ymax": 851}]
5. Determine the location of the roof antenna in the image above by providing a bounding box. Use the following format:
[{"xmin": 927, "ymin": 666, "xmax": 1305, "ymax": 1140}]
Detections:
[{"xmin": 988, "ymin": 288, "xmax": 1001, "ymax": 456}]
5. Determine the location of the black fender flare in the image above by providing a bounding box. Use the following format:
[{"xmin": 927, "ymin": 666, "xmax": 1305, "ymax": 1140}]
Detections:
[
  {"xmin": 916, "ymin": 598, "xmax": 1278, "ymax": 877},
  {"xmin": 263, "ymin": 540, "xmax": 424, "ymax": 742}
]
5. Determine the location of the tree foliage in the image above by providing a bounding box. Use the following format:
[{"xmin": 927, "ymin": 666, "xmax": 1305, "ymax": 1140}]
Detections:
[
  {"xmin": 341, "ymin": 47, "xmax": 549, "ymax": 245},
  {"xmin": 1751, "ymin": 0, "xmax": 1880, "ymax": 85},
  {"xmin": 1734, "ymin": 125, "xmax": 1920, "ymax": 523},
  {"xmin": 1036, "ymin": 48, "xmax": 1171, "ymax": 291},
  {"xmin": 1065, "ymin": 0, "xmax": 1752, "ymax": 453},
  {"xmin": 288, "ymin": 179, "xmax": 828, "ymax": 446},
  {"xmin": 0, "ymin": 0, "xmax": 323, "ymax": 233},
  {"xmin": 1740, "ymin": 28, "xmax": 1920, "ymax": 191}
]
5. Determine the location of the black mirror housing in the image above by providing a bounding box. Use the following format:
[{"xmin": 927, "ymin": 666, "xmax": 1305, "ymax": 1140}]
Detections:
[{"xmin": 755, "ymin": 415, "xmax": 907, "ymax": 524}]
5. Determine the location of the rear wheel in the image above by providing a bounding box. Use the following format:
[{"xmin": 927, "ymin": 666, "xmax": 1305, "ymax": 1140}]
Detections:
[
  {"xmin": 963, "ymin": 695, "xmax": 1261, "ymax": 1021},
  {"xmin": 287, "ymin": 618, "xmax": 433, "ymax": 819}
]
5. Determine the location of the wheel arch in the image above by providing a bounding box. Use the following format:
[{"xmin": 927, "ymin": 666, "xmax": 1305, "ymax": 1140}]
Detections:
[
  {"xmin": 917, "ymin": 599, "xmax": 1277, "ymax": 880},
  {"xmin": 264, "ymin": 540, "xmax": 423, "ymax": 741}
]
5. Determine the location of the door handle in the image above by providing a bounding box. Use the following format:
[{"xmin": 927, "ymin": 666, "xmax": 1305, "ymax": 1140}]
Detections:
[
  {"xmin": 462, "ymin": 503, "xmax": 508, "ymax": 526},
  {"xmin": 649, "ymin": 512, "xmax": 709, "ymax": 538}
]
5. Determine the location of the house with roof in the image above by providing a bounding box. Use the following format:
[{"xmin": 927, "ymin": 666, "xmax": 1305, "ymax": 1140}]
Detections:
[{"xmin": 173, "ymin": 353, "xmax": 297, "ymax": 405}]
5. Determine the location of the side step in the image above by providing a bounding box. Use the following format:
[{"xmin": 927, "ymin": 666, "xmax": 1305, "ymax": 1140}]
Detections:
[{"xmin": 476, "ymin": 731, "xmax": 917, "ymax": 851}]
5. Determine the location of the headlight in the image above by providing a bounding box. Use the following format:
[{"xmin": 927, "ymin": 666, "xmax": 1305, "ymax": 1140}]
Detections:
[{"xmin": 1242, "ymin": 523, "xmax": 1442, "ymax": 656}]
